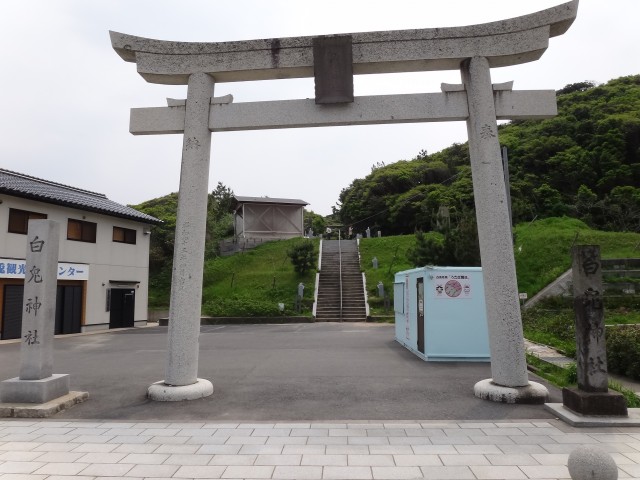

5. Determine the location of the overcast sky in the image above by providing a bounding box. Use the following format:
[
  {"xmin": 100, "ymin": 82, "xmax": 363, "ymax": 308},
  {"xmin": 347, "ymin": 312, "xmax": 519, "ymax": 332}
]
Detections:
[{"xmin": 1, "ymin": 1, "xmax": 638, "ymax": 216}]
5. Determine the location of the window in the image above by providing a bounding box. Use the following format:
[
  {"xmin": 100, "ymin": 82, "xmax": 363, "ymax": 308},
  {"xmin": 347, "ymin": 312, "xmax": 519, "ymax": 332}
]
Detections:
[
  {"xmin": 113, "ymin": 226, "xmax": 136, "ymax": 244},
  {"xmin": 67, "ymin": 219, "xmax": 97, "ymax": 243},
  {"xmin": 8, "ymin": 208, "xmax": 47, "ymax": 234}
]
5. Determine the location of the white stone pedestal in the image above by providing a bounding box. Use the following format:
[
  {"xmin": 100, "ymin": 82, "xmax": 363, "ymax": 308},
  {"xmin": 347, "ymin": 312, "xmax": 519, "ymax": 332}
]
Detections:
[
  {"xmin": 0, "ymin": 374, "xmax": 70, "ymax": 404},
  {"xmin": 148, "ymin": 379, "xmax": 213, "ymax": 402},
  {"xmin": 474, "ymin": 379, "xmax": 549, "ymax": 404}
]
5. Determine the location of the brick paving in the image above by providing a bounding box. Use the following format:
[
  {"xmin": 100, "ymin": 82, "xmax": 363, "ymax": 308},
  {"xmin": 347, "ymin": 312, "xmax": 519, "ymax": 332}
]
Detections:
[{"xmin": 0, "ymin": 419, "xmax": 639, "ymax": 479}]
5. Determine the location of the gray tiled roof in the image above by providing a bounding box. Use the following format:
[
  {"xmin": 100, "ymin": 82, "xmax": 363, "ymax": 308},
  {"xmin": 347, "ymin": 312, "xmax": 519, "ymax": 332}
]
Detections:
[
  {"xmin": 233, "ymin": 195, "xmax": 308, "ymax": 206},
  {"xmin": 0, "ymin": 169, "xmax": 161, "ymax": 224}
]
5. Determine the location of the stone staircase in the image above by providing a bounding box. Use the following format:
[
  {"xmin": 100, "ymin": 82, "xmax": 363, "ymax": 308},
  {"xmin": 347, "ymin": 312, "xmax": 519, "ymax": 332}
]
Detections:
[{"xmin": 315, "ymin": 239, "xmax": 367, "ymax": 322}]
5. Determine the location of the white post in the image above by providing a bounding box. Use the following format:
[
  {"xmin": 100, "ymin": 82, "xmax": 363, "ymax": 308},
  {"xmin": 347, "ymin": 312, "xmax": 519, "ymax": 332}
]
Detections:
[
  {"xmin": 462, "ymin": 57, "xmax": 548, "ymax": 403},
  {"xmin": 148, "ymin": 72, "xmax": 215, "ymax": 401}
]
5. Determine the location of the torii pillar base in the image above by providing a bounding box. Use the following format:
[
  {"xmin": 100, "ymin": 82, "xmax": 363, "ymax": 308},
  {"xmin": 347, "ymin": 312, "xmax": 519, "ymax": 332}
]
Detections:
[
  {"xmin": 474, "ymin": 379, "xmax": 549, "ymax": 404},
  {"xmin": 148, "ymin": 379, "xmax": 213, "ymax": 402}
]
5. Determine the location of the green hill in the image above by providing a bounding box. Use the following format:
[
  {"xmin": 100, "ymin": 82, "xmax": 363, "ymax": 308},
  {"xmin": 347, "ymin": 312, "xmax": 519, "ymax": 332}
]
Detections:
[{"xmin": 337, "ymin": 75, "xmax": 640, "ymax": 235}]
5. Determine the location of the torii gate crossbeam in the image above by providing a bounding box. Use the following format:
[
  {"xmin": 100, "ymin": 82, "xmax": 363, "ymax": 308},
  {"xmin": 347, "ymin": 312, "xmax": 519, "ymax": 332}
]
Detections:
[
  {"xmin": 129, "ymin": 89, "xmax": 557, "ymax": 135},
  {"xmin": 111, "ymin": 0, "xmax": 578, "ymax": 404}
]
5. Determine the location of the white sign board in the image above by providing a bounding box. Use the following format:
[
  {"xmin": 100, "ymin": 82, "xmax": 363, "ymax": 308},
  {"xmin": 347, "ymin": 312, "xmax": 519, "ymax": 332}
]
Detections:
[
  {"xmin": 432, "ymin": 273, "xmax": 473, "ymax": 299},
  {"xmin": 0, "ymin": 258, "xmax": 89, "ymax": 280}
]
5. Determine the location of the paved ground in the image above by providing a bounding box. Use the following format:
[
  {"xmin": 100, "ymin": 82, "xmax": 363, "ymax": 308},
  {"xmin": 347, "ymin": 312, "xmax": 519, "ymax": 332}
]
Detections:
[
  {"xmin": 0, "ymin": 418, "xmax": 639, "ymax": 479},
  {"xmin": 0, "ymin": 323, "xmax": 561, "ymax": 421},
  {"xmin": 0, "ymin": 323, "xmax": 639, "ymax": 479}
]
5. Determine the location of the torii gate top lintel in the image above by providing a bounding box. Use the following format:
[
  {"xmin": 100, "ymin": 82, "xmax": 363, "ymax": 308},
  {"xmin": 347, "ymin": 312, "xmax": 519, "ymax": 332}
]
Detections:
[{"xmin": 110, "ymin": 0, "xmax": 577, "ymax": 86}]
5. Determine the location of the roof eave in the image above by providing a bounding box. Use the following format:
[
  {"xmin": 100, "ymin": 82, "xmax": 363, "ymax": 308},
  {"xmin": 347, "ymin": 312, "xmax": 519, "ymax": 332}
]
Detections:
[{"xmin": 0, "ymin": 189, "xmax": 162, "ymax": 225}]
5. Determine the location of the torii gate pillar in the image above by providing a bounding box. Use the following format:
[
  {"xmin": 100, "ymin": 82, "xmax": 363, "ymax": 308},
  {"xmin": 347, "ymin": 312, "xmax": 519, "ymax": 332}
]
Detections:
[
  {"xmin": 462, "ymin": 57, "xmax": 547, "ymax": 402},
  {"xmin": 148, "ymin": 72, "xmax": 215, "ymax": 401}
]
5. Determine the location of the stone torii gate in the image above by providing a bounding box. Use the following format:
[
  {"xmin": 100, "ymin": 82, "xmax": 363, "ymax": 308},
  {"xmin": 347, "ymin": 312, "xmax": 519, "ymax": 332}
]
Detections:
[{"xmin": 111, "ymin": 1, "xmax": 578, "ymax": 402}]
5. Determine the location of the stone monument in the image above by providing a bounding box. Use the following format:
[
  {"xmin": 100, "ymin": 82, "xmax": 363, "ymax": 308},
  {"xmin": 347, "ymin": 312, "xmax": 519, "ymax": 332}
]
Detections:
[
  {"xmin": 0, "ymin": 220, "xmax": 70, "ymax": 404},
  {"xmin": 111, "ymin": 1, "xmax": 578, "ymax": 403},
  {"xmin": 562, "ymin": 245, "xmax": 627, "ymax": 416}
]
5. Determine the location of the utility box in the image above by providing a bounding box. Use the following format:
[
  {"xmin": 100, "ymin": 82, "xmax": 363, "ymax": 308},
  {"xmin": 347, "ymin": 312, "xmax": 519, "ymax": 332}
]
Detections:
[{"xmin": 394, "ymin": 266, "xmax": 490, "ymax": 361}]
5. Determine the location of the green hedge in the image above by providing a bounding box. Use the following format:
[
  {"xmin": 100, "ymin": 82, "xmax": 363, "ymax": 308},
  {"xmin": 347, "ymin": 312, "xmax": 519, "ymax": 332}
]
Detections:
[{"xmin": 607, "ymin": 325, "xmax": 640, "ymax": 380}]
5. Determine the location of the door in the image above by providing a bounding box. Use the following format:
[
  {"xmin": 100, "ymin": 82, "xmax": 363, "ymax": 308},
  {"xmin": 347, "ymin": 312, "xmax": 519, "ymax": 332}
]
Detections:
[
  {"xmin": 55, "ymin": 285, "xmax": 82, "ymax": 335},
  {"xmin": 2, "ymin": 285, "xmax": 24, "ymax": 340},
  {"xmin": 416, "ymin": 277, "xmax": 425, "ymax": 354},
  {"xmin": 109, "ymin": 288, "xmax": 135, "ymax": 329}
]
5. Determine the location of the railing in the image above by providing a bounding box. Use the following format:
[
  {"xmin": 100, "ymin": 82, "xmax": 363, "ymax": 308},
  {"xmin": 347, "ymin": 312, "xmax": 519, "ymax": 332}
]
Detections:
[
  {"xmin": 313, "ymin": 238, "xmax": 323, "ymax": 319},
  {"xmin": 338, "ymin": 230, "xmax": 343, "ymax": 321}
]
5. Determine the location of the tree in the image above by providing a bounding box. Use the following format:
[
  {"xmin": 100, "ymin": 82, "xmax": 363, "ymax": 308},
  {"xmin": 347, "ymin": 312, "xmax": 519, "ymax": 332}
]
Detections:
[
  {"xmin": 407, "ymin": 230, "xmax": 444, "ymax": 267},
  {"xmin": 443, "ymin": 209, "xmax": 481, "ymax": 267},
  {"xmin": 557, "ymin": 81, "xmax": 596, "ymax": 96},
  {"xmin": 407, "ymin": 209, "xmax": 481, "ymax": 267},
  {"xmin": 600, "ymin": 186, "xmax": 640, "ymax": 232},
  {"xmin": 134, "ymin": 182, "xmax": 236, "ymax": 273},
  {"xmin": 205, "ymin": 182, "xmax": 235, "ymax": 259},
  {"xmin": 304, "ymin": 209, "xmax": 326, "ymax": 235},
  {"xmin": 533, "ymin": 183, "xmax": 568, "ymax": 218}
]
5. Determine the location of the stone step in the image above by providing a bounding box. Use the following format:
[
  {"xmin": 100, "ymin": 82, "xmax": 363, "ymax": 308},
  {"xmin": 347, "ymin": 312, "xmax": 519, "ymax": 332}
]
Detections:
[
  {"xmin": 321, "ymin": 287, "xmax": 364, "ymax": 290},
  {"xmin": 317, "ymin": 305, "xmax": 365, "ymax": 310},
  {"xmin": 317, "ymin": 316, "xmax": 367, "ymax": 320},
  {"xmin": 316, "ymin": 308, "xmax": 366, "ymax": 312},
  {"xmin": 317, "ymin": 298, "xmax": 365, "ymax": 303},
  {"xmin": 316, "ymin": 298, "xmax": 365, "ymax": 303},
  {"xmin": 318, "ymin": 279, "xmax": 362, "ymax": 282},
  {"xmin": 317, "ymin": 291, "xmax": 364, "ymax": 295}
]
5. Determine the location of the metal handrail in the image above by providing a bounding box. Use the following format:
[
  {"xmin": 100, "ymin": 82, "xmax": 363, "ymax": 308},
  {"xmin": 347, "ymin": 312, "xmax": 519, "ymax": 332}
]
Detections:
[{"xmin": 338, "ymin": 229, "xmax": 343, "ymax": 321}]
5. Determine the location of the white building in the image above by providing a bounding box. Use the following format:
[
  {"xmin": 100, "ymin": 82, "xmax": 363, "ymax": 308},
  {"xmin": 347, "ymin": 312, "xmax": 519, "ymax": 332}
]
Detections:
[
  {"xmin": 0, "ymin": 169, "xmax": 160, "ymax": 339},
  {"xmin": 233, "ymin": 196, "xmax": 308, "ymax": 240}
]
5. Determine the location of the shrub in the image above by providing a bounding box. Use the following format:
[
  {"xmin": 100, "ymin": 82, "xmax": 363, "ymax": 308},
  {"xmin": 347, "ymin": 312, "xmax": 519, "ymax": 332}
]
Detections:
[
  {"xmin": 606, "ymin": 325, "xmax": 640, "ymax": 380},
  {"xmin": 287, "ymin": 241, "xmax": 316, "ymax": 274},
  {"xmin": 203, "ymin": 295, "xmax": 287, "ymax": 317}
]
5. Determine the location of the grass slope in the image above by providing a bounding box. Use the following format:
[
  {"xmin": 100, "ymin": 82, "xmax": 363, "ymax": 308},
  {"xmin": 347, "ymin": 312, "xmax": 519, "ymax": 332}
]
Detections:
[
  {"xmin": 358, "ymin": 233, "xmax": 436, "ymax": 315},
  {"xmin": 200, "ymin": 238, "xmax": 318, "ymax": 317},
  {"xmin": 514, "ymin": 217, "xmax": 640, "ymax": 296},
  {"xmin": 359, "ymin": 217, "xmax": 640, "ymax": 315}
]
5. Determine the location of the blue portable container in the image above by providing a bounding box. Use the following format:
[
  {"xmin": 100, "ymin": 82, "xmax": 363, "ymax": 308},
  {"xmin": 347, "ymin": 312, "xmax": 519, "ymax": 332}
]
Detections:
[{"xmin": 394, "ymin": 266, "xmax": 490, "ymax": 361}]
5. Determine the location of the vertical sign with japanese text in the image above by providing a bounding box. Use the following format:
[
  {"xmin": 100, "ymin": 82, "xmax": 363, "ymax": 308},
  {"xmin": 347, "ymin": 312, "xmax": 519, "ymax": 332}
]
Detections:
[
  {"xmin": 19, "ymin": 220, "xmax": 60, "ymax": 381},
  {"xmin": 571, "ymin": 245, "xmax": 608, "ymax": 392}
]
